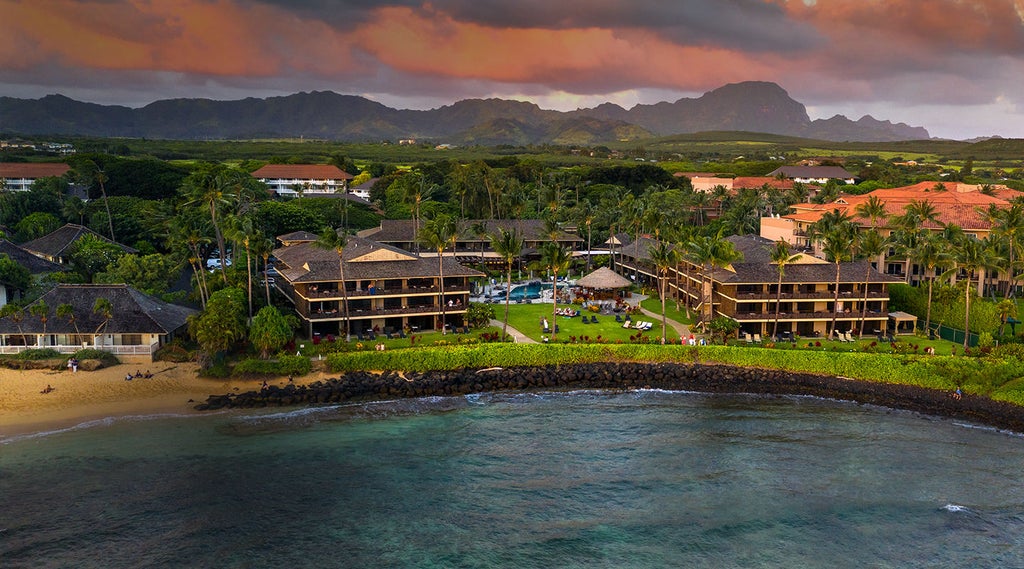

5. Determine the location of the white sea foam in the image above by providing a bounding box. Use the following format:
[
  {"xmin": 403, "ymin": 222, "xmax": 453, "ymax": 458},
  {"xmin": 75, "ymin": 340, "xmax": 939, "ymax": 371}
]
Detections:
[{"xmin": 943, "ymin": 504, "xmax": 971, "ymax": 513}]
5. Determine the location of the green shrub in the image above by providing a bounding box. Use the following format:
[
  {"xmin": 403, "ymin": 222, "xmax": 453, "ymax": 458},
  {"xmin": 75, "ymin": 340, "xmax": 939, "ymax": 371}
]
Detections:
[
  {"xmin": 70, "ymin": 348, "xmax": 120, "ymax": 367},
  {"xmin": 12, "ymin": 348, "xmax": 62, "ymax": 360}
]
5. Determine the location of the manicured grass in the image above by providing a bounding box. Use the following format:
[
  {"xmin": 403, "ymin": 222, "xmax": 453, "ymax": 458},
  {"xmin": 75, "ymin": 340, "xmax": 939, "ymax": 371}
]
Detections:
[
  {"xmin": 639, "ymin": 296, "xmax": 697, "ymax": 326},
  {"xmin": 502, "ymin": 301, "xmax": 667, "ymax": 343}
]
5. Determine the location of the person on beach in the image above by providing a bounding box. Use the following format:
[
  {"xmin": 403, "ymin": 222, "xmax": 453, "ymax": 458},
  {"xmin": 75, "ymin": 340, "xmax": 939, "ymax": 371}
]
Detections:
[
  {"xmin": 125, "ymin": 373, "xmax": 133, "ymax": 381},
  {"xmin": 71, "ymin": 358, "xmax": 78, "ymax": 373},
  {"xmin": 41, "ymin": 384, "xmax": 54, "ymax": 394}
]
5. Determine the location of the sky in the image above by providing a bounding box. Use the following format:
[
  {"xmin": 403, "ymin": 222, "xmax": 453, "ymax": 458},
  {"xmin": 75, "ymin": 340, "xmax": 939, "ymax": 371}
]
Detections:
[{"xmin": 2, "ymin": 0, "xmax": 1024, "ymax": 140}]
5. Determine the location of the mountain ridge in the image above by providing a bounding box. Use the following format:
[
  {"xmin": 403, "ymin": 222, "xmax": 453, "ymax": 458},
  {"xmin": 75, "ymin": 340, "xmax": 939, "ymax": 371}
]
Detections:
[{"xmin": 0, "ymin": 82, "xmax": 930, "ymax": 143}]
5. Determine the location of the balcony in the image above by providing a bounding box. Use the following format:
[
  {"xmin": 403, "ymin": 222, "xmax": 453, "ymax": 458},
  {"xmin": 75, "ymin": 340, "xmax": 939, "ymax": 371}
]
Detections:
[
  {"xmin": 300, "ymin": 284, "xmax": 469, "ymax": 300},
  {"xmin": 731, "ymin": 310, "xmax": 889, "ymax": 321},
  {"xmin": 306, "ymin": 304, "xmax": 467, "ymax": 320},
  {"xmin": 733, "ymin": 290, "xmax": 890, "ymax": 301}
]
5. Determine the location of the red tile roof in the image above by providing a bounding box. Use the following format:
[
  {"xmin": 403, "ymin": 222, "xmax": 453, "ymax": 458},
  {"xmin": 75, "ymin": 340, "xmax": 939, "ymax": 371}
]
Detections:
[
  {"xmin": 0, "ymin": 163, "xmax": 70, "ymax": 178},
  {"xmin": 782, "ymin": 182, "xmax": 1023, "ymax": 231},
  {"xmin": 251, "ymin": 164, "xmax": 353, "ymax": 180}
]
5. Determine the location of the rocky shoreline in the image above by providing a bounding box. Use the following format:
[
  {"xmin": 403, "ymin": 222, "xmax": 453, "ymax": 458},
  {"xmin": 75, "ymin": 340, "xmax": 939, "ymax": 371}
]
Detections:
[{"xmin": 195, "ymin": 362, "xmax": 1024, "ymax": 433}]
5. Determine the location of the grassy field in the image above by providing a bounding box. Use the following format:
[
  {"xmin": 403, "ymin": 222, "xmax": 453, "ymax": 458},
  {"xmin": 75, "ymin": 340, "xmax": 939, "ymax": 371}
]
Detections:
[{"xmin": 492, "ymin": 301, "xmax": 665, "ymax": 343}]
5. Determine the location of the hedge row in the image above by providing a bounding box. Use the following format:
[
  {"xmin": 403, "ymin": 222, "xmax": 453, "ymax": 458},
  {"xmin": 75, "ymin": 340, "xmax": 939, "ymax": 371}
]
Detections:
[{"xmin": 324, "ymin": 344, "xmax": 1024, "ymax": 404}]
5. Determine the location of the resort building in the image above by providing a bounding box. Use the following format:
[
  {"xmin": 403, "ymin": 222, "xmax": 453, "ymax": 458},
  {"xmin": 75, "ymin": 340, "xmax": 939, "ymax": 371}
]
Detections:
[
  {"xmin": 766, "ymin": 165, "xmax": 855, "ymax": 185},
  {"xmin": 615, "ymin": 234, "xmax": 904, "ymax": 339},
  {"xmin": 760, "ymin": 181, "xmax": 1022, "ymax": 287},
  {"xmin": 0, "ymin": 284, "xmax": 196, "ymax": 361},
  {"xmin": 0, "ymin": 162, "xmax": 70, "ymax": 192},
  {"xmin": 272, "ymin": 235, "xmax": 483, "ymax": 339},
  {"xmin": 357, "ymin": 219, "xmax": 583, "ymax": 265},
  {"xmin": 251, "ymin": 164, "xmax": 354, "ymax": 198}
]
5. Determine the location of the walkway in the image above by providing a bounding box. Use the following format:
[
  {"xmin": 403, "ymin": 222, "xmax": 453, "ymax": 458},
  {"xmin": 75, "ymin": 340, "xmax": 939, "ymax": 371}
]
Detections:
[
  {"xmin": 489, "ymin": 319, "xmax": 538, "ymax": 344},
  {"xmin": 638, "ymin": 307, "xmax": 694, "ymax": 340}
]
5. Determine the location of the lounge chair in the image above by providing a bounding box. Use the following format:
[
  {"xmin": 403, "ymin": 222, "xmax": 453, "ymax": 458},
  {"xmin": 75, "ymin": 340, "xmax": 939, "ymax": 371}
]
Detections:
[
  {"xmin": 615, "ymin": 314, "xmax": 623, "ymax": 323},
  {"xmin": 399, "ymin": 329, "xmax": 407, "ymax": 339},
  {"xmin": 582, "ymin": 316, "xmax": 590, "ymax": 324},
  {"xmin": 622, "ymin": 321, "xmax": 631, "ymax": 329},
  {"xmin": 744, "ymin": 333, "xmax": 753, "ymax": 344},
  {"xmin": 554, "ymin": 324, "xmax": 560, "ymax": 334},
  {"xmin": 356, "ymin": 330, "xmax": 364, "ymax": 341},
  {"xmin": 753, "ymin": 334, "xmax": 762, "ymax": 343},
  {"xmin": 843, "ymin": 331, "xmax": 855, "ymax": 342},
  {"xmin": 591, "ymin": 315, "xmax": 599, "ymax": 324}
]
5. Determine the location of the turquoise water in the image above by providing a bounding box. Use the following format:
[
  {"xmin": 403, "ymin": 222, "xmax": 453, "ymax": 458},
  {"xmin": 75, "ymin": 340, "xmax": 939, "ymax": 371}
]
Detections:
[{"xmin": 3, "ymin": 390, "xmax": 1024, "ymax": 568}]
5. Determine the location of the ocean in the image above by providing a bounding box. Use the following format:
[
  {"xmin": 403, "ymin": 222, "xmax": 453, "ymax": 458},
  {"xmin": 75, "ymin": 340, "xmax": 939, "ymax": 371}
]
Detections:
[{"xmin": 3, "ymin": 390, "xmax": 1024, "ymax": 568}]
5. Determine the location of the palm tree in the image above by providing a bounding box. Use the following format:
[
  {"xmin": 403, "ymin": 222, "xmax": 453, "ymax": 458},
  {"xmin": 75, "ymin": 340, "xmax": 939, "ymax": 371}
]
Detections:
[
  {"xmin": 406, "ymin": 173, "xmax": 437, "ymax": 254},
  {"xmin": 649, "ymin": 241, "xmax": 680, "ymax": 344},
  {"xmin": 183, "ymin": 166, "xmax": 239, "ymax": 283},
  {"xmin": 490, "ymin": 227, "xmax": 524, "ymax": 340},
  {"xmin": 912, "ymin": 233, "xmax": 951, "ymax": 333},
  {"xmin": 93, "ymin": 297, "xmax": 113, "ymax": 347},
  {"xmin": 28, "ymin": 301, "xmax": 49, "ymax": 346},
  {"xmin": 985, "ymin": 203, "xmax": 1024, "ymax": 297},
  {"xmin": 252, "ymin": 235, "xmax": 276, "ymax": 306},
  {"xmin": 0, "ymin": 304, "xmax": 27, "ymax": 346},
  {"xmin": 56, "ymin": 303, "xmax": 80, "ymax": 344},
  {"xmin": 685, "ymin": 232, "xmax": 743, "ymax": 324},
  {"xmin": 540, "ymin": 242, "xmax": 572, "ymax": 341},
  {"xmin": 419, "ymin": 214, "xmax": 458, "ymax": 334},
  {"xmin": 821, "ymin": 229, "xmax": 854, "ymax": 339},
  {"xmin": 770, "ymin": 240, "xmax": 801, "ymax": 340},
  {"xmin": 854, "ymin": 195, "xmax": 888, "ymax": 229},
  {"xmin": 855, "ymin": 230, "xmax": 888, "ymax": 337},
  {"xmin": 953, "ymin": 237, "xmax": 986, "ymax": 350},
  {"xmin": 314, "ymin": 227, "xmax": 350, "ymax": 340}
]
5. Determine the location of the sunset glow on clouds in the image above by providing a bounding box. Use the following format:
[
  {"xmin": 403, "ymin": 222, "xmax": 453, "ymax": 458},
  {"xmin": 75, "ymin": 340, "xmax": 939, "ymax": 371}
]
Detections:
[{"xmin": 1, "ymin": 0, "xmax": 1023, "ymax": 138}]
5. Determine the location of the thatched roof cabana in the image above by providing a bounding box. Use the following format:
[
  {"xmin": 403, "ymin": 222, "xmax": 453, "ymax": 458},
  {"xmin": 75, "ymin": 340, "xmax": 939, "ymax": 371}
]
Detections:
[{"xmin": 577, "ymin": 266, "xmax": 632, "ymax": 290}]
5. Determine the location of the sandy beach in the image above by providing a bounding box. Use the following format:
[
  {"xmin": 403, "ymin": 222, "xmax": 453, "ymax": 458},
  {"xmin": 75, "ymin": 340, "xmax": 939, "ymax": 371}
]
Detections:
[{"xmin": 0, "ymin": 362, "xmax": 333, "ymax": 438}]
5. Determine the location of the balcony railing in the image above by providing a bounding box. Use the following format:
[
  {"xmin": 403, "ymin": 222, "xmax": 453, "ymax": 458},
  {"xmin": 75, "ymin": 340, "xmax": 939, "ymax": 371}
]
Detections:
[
  {"xmin": 300, "ymin": 284, "xmax": 470, "ymax": 300},
  {"xmin": 733, "ymin": 290, "xmax": 889, "ymax": 301},
  {"xmin": 306, "ymin": 304, "xmax": 467, "ymax": 320},
  {"xmin": 0, "ymin": 344, "xmax": 158, "ymax": 356},
  {"xmin": 731, "ymin": 310, "xmax": 889, "ymax": 321}
]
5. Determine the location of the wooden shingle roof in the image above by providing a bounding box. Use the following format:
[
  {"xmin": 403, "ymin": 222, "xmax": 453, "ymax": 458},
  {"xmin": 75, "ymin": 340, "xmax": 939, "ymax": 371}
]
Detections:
[
  {"xmin": 272, "ymin": 236, "xmax": 483, "ymax": 283},
  {"xmin": 0, "ymin": 284, "xmax": 196, "ymax": 335},
  {"xmin": 251, "ymin": 164, "xmax": 353, "ymax": 180},
  {"xmin": 0, "ymin": 239, "xmax": 62, "ymax": 274},
  {"xmin": 20, "ymin": 224, "xmax": 138, "ymax": 259}
]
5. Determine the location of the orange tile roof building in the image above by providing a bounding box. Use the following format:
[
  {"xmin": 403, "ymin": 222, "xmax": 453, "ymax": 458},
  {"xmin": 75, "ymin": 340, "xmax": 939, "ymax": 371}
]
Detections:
[{"xmin": 761, "ymin": 181, "xmax": 1023, "ymax": 287}]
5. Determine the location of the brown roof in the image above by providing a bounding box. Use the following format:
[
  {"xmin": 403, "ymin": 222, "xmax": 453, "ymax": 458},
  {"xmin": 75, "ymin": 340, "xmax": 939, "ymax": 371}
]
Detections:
[
  {"xmin": 20, "ymin": 224, "xmax": 138, "ymax": 260},
  {"xmin": 768, "ymin": 166, "xmax": 854, "ymax": 180},
  {"xmin": 0, "ymin": 284, "xmax": 196, "ymax": 335},
  {"xmin": 732, "ymin": 176, "xmax": 797, "ymax": 190},
  {"xmin": 251, "ymin": 164, "xmax": 353, "ymax": 180},
  {"xmin": 0, "ymin": 163, "xmax": 70, "ymax": 179},
  {"xmin": 577, "ymin": 266, "xmax": 632, "ymax": 289},
  {"xmin": 0, "ymin": 239, "xmax": 62, "ymax": 274},
  {"xmin": 272, "ymin": 236, "xmax": 483, "ymax": 283}
]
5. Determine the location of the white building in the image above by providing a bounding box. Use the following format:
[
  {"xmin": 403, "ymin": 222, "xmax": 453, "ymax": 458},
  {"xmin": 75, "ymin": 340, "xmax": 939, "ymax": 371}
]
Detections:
[
  {"xmin": 0, "ymin": 163, "xmax": 70, "ymax": 192},
  {"xmin": 251, "ymin": 164, "xmax": 354, "ymax": 198}
]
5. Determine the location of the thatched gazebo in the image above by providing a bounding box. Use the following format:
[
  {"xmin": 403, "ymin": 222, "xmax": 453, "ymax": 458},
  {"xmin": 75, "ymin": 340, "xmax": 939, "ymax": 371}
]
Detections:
[{"xmin": 577, "ymin": 266, "xmax": 632, "ymax": 300}]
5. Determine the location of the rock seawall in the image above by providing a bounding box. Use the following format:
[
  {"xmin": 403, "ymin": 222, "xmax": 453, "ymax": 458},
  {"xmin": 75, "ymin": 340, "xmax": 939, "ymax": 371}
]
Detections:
[{"xmin": 195, "ymin": 362, "xmax": 1024, "ymax": 432}]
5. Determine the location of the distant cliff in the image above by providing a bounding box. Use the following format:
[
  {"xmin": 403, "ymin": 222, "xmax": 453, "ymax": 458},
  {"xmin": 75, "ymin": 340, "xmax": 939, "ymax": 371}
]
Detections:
[{"xmin": 0, "ymin": 81, "xmax": 929, "ymax": 143}]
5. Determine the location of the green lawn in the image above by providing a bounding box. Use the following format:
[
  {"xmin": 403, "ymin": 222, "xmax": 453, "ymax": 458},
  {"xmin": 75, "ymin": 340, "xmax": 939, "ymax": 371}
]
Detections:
[
  {"xmin": 730, "ymin": 333, "xmax": 962, "ymax": 356},
  {"xmin": 501, "ymin": 301, "xmax": 671, "ymax": 343},
  {"xmin": 639, "ymin": 296, "xmax": 697, "ymax": 326}
]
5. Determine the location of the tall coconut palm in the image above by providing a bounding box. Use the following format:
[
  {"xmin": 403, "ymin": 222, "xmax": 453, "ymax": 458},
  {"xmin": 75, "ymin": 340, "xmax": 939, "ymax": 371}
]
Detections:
[
  {"xmin": 649, "ymin": 240, "xmax": 680, "ymax": 344},
  {"xmin": 56, "ymin": 303, "xmax": 80, "ymax": 344},
  {"xmin": 821, "ymin": 229, "xmax": 854, "ymax": 339},
  {"xmin": 490, "ymin": 227, "xmax": 524, "ymax": 340},
  {"xmin": 855, "ymin": 230, "xmax": 888, "ymax": 337},
  {"xmin": 985, "ymin": 202, "xmax": 1024, "ymax": 297},
  {"xmin": 770, "ymin": 240, "xmax": 801, "ymax": 340},
  {"xmin": 953, "ymin": 236, "xmax": 986, "ymax": 349},
  {"xmin": 183, "ymin": 166, "xmax": 240, "ymax": 283},
  {"xmin": 685, "ymin": 232, "xmax": 742, "ymax": 324},
  {"xmin": 854, "ymin": 195, "xmax": 888, "ymax": 229},
  {"xmin": 93, "ymin": 297, "xmax": 113, "ymax": 346},
  {"xmin": 912, "ymin": 233, "xmax": 951, "ymax": 333},
  {"xmin": 29, "ymin": 301, "xmax": 49, "ymax": 346},
  {"xmin": 314, "ymin": 227, "xmax": 350, "ymax": 340},
  {"xmin": 419, "ymin": 214, "xmax": 459, "ymax": 334},
  {"xmin": 0, "ymin": 304, "xmax": 27, "ymax": 346},
  {"xmin": 540, "ymin": 242, "xmax": 572, "ymax": 341},
  {"xmin": 406, "ymin": 173, "xmax": 437, "ymax": 254}
]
